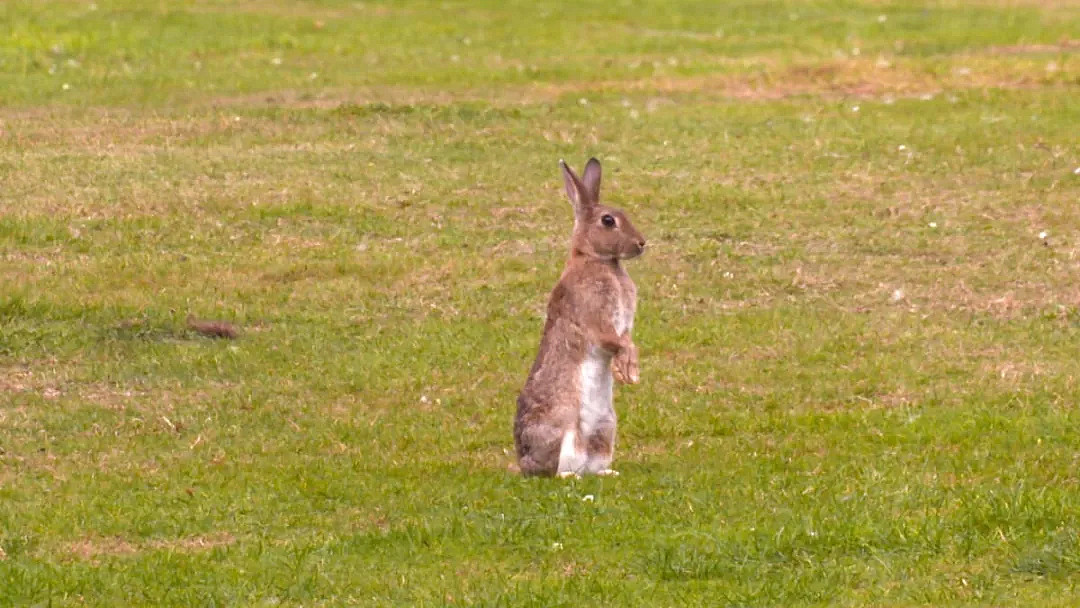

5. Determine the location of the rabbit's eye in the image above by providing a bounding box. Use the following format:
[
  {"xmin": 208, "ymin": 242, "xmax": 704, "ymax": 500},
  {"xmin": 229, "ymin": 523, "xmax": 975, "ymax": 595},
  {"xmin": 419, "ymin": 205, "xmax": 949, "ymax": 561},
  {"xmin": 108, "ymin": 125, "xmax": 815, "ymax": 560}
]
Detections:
[{"xmin": 601, "ymin": 214, "xmax": 616, "ymax": 228}]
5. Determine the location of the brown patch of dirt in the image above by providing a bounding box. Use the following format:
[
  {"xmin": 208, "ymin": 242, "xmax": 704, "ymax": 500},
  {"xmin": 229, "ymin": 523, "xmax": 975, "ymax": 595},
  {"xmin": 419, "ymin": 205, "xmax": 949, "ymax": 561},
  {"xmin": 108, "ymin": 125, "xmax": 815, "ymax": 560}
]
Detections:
[
  {"xmin": 66, "ymin": 532, "xmax": 236, "ymax": 561},
  {"xmin": 987, "ymin": 358, "xmax": 1053, "ymax": 384},
  {"xmin": 986, "ymin": 39, "xmax": 1080, "ymax": 55},
  {"xmin": 1, "ymin": 112, "xmax": 217, "ymax": 148},
  {"xmin": 183, "ymin": 0, "xmax": 409, "ymax": 19},
  {"xmin": 97, "ymin": 54, "xmax": 1078, "ymax": 115},
  {"xmin": 201, "ymin": 86, "xmax": 482, "ymax": 112},
  {"xmin": 863, "ymin": 0, "xmax": 1078, "ymax": 7},
  {"xmin": 0, "ymin": 367, "xmax": 34, "ymax": 394},
  {"xmin": 149, "ymin": 532, "xmax": 236, "ymax": 552},
  {"xmin": 68, "ymin": 537, "xmax": 139, "ymax": 560},
  {"xmin": 558, "ymin": 58, "xmax": 1074, "ymax": 103},
  {"xmin": 956, "ymin": 284, "xmax": 1080, "ymax": 319}
]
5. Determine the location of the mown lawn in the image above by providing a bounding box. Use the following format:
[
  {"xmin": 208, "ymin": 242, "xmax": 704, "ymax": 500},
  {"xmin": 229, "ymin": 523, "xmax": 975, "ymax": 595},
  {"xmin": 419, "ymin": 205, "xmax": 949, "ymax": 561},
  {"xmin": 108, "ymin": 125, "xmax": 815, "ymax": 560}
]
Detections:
[{"xmin": 2, "ymin": 0, "xmax": 1080, "ymax": 605}]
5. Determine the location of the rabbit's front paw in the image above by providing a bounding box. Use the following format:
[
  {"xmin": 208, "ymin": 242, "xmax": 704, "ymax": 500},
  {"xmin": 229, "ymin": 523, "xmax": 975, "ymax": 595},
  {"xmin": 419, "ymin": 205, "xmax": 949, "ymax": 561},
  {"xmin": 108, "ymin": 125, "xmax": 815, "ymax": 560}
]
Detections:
[
  {"xmin": 613, "ymin": 344, "xmax": 639, "ymax": 384},
  {"xmin": 612, "ymin": 359, "xmax": 629, "ymax": 384}
]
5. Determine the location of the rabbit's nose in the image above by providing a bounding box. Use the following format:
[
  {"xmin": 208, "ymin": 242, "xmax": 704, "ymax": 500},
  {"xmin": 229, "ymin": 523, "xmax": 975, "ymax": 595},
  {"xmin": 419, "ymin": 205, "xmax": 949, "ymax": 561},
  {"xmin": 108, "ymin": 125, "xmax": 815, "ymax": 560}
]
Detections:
[{"xmin": 638, "ymin": 239, "xmax": 647, "ymax": 249}]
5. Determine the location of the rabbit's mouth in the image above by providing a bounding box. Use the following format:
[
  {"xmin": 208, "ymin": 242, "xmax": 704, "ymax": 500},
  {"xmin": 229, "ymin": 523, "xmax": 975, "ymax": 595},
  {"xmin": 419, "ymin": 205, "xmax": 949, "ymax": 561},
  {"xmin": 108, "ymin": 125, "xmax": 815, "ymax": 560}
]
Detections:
[{"xmin": 626, "ymin": 239, "xmax": 647, "ymax": 259}]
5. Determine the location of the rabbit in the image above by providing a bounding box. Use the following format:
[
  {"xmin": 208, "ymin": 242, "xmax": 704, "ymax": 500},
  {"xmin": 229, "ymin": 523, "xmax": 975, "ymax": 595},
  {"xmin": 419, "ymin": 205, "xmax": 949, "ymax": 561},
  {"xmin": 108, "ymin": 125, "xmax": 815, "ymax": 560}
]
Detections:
[{"xmin": 514, "ymin": 157, "xmax": 647, "ymax": 477}]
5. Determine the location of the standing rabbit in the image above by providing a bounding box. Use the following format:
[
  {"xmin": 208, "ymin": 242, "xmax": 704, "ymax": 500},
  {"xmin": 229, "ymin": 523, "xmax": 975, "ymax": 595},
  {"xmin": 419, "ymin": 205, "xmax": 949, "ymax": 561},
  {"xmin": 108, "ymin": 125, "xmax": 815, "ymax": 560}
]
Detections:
[{"xmin": 514, "ymin": 157, "xmax": 647, "ymax": 477}]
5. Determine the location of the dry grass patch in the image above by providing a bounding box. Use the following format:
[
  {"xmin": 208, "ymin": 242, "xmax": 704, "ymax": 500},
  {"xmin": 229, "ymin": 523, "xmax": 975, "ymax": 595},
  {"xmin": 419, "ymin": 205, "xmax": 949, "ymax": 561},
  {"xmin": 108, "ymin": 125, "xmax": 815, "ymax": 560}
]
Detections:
[
  {"xmin": 65, "ymin": 532, "xmax": 236, "ymax": 561},
  {"xmin": 985, "ymin": 39, "xmax": 1080, "ymax": 55},
  {"xmin": 184, "ymin": 0, "xmax": 408, "ymax": 19},
  {"xmin": 68, "ymin": 537, "xmax": 139, "ymax": 560},
  {"xmin": 0, "ymin": 366, "xmax": 37, "ymax": 395},
  {"xmin": 493, "ymin": 57, "xmax": 1077, "ymax": 104},
  {"xmin": 4, "ymin": 2, "xmax": 1080, "ymax": 605},
  {"xmin": 127, "ymin": 53, "xmax": 1079, "ymax": 114}
]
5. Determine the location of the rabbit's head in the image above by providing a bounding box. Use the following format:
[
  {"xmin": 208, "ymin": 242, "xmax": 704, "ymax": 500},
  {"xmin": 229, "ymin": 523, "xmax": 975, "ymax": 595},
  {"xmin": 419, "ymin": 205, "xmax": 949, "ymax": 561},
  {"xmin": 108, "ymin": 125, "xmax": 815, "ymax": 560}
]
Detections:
[{"xmin": 560, "ymin": 158, "xmax": 646, "ymax": 261}]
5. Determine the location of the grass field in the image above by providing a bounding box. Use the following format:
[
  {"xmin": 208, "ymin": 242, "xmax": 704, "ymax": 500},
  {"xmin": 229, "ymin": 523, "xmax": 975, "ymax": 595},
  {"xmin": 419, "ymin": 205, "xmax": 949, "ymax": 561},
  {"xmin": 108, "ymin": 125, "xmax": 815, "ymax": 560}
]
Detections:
[{"xmin": 2, "ymin": 0, "xmax": 1080, "ymax": 605}]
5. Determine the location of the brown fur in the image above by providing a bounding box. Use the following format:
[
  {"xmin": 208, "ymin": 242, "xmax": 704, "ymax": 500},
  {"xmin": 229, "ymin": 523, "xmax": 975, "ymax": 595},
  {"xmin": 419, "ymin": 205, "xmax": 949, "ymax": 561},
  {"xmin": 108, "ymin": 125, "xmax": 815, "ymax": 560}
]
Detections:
[{"xmin": 514, "ymin": 158, "xmax": 646, "ymax": 477}]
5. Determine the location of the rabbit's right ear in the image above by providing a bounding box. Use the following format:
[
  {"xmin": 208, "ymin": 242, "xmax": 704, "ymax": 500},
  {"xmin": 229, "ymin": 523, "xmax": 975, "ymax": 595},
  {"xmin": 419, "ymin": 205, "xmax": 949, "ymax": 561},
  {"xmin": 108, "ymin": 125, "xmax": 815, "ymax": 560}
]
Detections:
[
  {"xmin": 581, "ymin": 158, "xmax": 601, "ymax": 203},
  {"xmin": 560, "ymin": 160, "xmax": 591, "ymax": 215}
]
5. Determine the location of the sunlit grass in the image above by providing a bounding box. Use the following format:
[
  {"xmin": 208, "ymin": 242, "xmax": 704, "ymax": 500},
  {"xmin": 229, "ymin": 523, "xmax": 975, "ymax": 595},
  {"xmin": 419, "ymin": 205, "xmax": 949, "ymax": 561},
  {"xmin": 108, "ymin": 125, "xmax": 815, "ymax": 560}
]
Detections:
[{"xmin": 2, "ymin": 0, "xmax": 1080, "ymax": 605}]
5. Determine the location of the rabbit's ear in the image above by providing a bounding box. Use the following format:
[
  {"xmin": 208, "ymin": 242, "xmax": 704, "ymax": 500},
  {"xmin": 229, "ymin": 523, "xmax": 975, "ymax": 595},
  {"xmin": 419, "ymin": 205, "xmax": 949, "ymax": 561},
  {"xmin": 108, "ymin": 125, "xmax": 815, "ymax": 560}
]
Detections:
[
  {"xmin": 581, "ymin": 158, "xmax": 601, "ymax": 203},
  {"xmin": 560, "ymin": 160, "xmax": 591, "ymax": 213}
]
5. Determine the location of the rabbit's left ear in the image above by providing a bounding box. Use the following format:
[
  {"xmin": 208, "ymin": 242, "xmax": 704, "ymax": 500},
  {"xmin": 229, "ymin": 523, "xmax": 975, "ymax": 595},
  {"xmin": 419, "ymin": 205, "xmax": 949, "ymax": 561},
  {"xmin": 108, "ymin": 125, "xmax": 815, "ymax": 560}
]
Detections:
[
  {"xmin": 581, "ymin": 158, "xmax": 601, "ymax": 203},
  {"xmin": 560, "ymin": 160, "xmax": 592, "ymax": 215}
]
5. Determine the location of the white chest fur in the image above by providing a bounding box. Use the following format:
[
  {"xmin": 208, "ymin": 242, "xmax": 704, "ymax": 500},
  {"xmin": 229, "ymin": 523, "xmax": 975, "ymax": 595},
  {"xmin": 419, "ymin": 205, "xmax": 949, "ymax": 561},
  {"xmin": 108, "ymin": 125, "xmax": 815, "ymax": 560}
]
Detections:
[{"xmin": 579, "ymin": 346, "xmax": 614, "ymax": 438}]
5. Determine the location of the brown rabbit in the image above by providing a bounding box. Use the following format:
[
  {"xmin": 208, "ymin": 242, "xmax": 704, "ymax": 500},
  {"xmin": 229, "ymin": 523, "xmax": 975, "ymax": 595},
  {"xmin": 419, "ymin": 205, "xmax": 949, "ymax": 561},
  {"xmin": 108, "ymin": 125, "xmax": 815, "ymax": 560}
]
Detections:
[{"xmin": 514, "ymin": 158, "xmax": 646, "ymax": 477}]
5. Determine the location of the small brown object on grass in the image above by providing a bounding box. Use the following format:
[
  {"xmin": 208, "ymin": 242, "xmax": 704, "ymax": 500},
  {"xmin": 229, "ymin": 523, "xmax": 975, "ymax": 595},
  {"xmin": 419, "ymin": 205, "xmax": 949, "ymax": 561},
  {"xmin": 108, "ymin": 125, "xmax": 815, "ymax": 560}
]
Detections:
[{"xmin": 186, "ymin": 314, "xmax": 240, "ymax": 339}]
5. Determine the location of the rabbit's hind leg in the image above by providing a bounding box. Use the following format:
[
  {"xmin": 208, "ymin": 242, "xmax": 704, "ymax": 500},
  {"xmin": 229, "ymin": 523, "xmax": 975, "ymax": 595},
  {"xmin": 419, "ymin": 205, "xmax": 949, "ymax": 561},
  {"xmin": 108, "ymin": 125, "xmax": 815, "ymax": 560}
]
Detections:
[
  {"xmin": 556, "ymin": 429, "xmax": 587, "ymax": 477},
  {"xmin": 518, "ymin": 422, "xmax": 568, "ymax": 477},
  {"xmin": 584, "ymin": 424, "xmax": 617, "ymax": 475}
]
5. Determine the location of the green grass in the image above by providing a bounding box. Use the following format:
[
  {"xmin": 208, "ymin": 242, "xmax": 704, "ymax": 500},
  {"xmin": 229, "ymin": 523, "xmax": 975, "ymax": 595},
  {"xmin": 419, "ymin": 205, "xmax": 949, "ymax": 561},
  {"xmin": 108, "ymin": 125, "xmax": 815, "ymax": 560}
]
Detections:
[{"xmin": 2, "ymin": 0, "xmax": 1080, "ymax": 605}]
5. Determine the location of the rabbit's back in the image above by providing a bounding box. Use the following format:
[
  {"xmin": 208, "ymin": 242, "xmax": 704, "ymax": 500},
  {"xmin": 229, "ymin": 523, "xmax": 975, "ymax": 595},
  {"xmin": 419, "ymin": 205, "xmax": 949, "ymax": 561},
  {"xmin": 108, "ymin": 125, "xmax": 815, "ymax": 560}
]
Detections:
[{"xmin": 514, "ymin": 313, "xmax": 588, "ymax": 475}]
